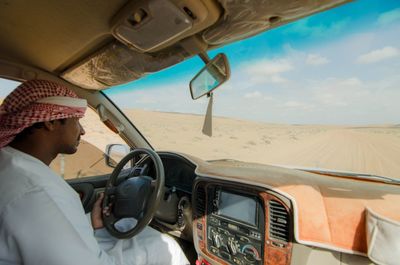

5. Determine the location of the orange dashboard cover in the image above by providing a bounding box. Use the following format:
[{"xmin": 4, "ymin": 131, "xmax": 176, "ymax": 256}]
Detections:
[
  {"xmin": 187, "ymin": 156, "xmax": 400, "ymax": 255},
  {"xmin": 278, "ymin": 179, "xmax": 399, "ymax": 254}
]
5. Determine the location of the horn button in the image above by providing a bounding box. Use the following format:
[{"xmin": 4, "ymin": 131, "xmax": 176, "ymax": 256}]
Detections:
[{"xmin": 114, "ymin": 176, "xmax": 152, "ymax": 219}]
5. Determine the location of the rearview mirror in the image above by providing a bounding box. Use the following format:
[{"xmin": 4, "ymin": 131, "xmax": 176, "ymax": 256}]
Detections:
[{"xmin": 190, "ymin": 53, "xmax": 230, "ymax": 100}]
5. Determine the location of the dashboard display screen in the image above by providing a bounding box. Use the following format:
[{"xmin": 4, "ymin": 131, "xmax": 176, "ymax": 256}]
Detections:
[{"xmin": 218, "ymin": 191, "xmax": 257, "ymax": 226}]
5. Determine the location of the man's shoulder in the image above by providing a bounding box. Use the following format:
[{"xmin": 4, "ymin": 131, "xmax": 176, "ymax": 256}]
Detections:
[
  {"xmin": 0, "ymin": 147, "xmax": 68, "ymax": 215},
  {"xmin": 0, "ymin": 146, "xmax": 57, "ymax": 184}
]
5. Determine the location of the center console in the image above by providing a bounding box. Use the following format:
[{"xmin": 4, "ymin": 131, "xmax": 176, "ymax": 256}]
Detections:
[
  {"xmin": 205, "ymin": 185, "xmax": 265, "ymax": 265},
  {"xmin": 194, "ymin": 179, "xmax": 293, "ymax": 265}
]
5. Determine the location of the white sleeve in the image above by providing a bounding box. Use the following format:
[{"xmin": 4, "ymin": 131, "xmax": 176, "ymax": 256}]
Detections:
[{"xmin": 1, "ymin": 188, "xmax": 118, "ymax": 265}]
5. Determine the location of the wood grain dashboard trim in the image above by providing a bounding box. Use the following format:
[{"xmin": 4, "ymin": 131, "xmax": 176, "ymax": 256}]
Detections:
[{"xmin": 260, "ymin": 192, "xmax": 293, "ymax": 265}]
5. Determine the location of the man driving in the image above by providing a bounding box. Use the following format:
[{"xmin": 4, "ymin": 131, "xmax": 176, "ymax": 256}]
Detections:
[{"xmin": 0, "ymin": 79, "xmax": 189, "ymax": 265}]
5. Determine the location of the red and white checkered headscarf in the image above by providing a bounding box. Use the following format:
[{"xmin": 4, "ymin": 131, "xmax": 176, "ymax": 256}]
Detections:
[{"xmin": 0, "ymin": 79, "xmax": 87, "ymax": 148}]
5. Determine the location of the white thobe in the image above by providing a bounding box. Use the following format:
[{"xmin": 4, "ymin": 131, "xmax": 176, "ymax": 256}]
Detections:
[{"xmin": 0, "ymin": 147, "xmax": 189, "ymax": 265}]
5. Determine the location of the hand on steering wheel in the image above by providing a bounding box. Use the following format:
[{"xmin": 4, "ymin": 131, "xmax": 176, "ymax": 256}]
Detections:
[{"xmin": 102, "ymin": 148, "xmax": 165, "ymax": 239}]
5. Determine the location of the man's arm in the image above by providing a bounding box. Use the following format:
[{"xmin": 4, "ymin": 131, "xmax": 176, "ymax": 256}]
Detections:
[
  {"xmin": 1, "ymin": 188, "xmax": 117, "ymax": 265},
  {"xmin": 91, "ymin": 192, "xmax": 105, "ymax": 229}
]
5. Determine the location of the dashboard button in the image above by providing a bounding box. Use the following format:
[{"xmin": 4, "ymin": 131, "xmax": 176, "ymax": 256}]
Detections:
[
  {"xmin": 233, "ymin": 257, "xmax": 243, "ymax": 265},
  {"xmin": 212, "ymin": 234, "xmax": 222, "ymax": 248},
  {"xmin": 220, "ymin": 251, "xmax": 231, "ymax": 261},
  {"xmin": 210, "ymin": 246, "xmax": 219, "ymax": 255},
  {"xmin": 228, "ymin": 223, "xmax": 238, "ymax": 231},
  {"xmin": 239, "ymin": 236, "xmax": 250, "ymax": 243},
  {"xmin": 228, "ymin": 238, "xmax": 238, "ymax": 255}
]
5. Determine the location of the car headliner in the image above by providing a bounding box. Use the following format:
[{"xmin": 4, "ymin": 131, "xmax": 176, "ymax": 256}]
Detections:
[{"xmin": 0, "ymin": 0, "xmax": 350, "ymax": 90}]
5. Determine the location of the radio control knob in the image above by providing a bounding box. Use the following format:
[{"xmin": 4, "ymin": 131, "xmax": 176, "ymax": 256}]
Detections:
[
  {"xmin": 241, "ymin": 244, "xmax": 260, "ymax": 262},
  {"xmin": 228, "ymin": 239, "xmax": 238, "ymax": 255},
  {"xmin": 212, "ymin": 234, "xmax": 222, "ymax": 248},
  {"xmin": 213, "ymin": 199, "xmax": 218, "ymax": 206}
]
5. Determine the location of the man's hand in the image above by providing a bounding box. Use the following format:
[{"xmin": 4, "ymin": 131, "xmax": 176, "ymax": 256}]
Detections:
[{"xmin": 91, "ymin": 193, "xmax": 105, "ymax": 229}]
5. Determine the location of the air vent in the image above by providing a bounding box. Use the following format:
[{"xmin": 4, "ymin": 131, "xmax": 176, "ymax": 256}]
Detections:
[
  {"xmin": 269, "ymin": 200, "xmax": 290, "ymax": 242},
  {"xmin": 195, "ymin": 186, "xmax": 206, "ymax": 217}
]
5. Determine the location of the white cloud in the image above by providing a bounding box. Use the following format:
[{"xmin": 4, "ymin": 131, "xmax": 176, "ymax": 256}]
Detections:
[
  {"xmin": 306, "ymin": 54, "xmax": 329, "ymax": 65},
  {"xmin": 357, "ymin": 46, "xmax": 399, "ymax": 64},
  {"xmin": 378, "ymin": 8, "xmax": 400, "ymax": 26},
  {"xmin": 263, "ymin": 95, "xmax": 275, "ymax": 101},
  {"xmin": 283, "ymin": 101, "xmax": 314, "ymax": 110},
  {"xmin": 244, "ymin": 59, "xmax": 293, "ymax": 75},
  {"xmin": 244, "ymin": 91, "xmax": 262, "ymax": 98},
  {"xmin": 311, "ymin": 77, "xmax": 365, "ymax": 107},
  {"xmin": 241, "ymin": 59, "xmax": 293, "ymax": 84},
  {"xmin": 269, "ymin": 75, "xmax": 287, "ymax": 83},
  {"xmin": 283, "ymin": 101, "xmax": 303, "ymax": 107}
]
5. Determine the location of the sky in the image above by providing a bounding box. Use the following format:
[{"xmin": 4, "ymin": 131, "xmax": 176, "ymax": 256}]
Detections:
[
  {"xmin": 106, "ymin": 0, "xmax": 400, "ymax": 125},
  {"xmin": 1, "ymin": 0, "xmax": 399, "ymax": 125}
]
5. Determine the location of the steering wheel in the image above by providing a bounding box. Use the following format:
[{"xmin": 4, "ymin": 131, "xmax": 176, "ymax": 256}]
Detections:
[{"xmin": 102, "ymin": 148, "xmax": 165, "ymax": 239}]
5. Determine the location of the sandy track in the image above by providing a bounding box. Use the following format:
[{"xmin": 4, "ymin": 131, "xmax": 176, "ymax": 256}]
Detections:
[{"xmin": 265, "ymin": 128, "xmax": 400, "ymax": 179}]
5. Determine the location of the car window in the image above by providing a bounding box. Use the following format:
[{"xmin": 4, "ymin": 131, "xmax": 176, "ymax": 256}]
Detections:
[
  {"xmin": 0, "ymin": 77, "xmax": 124, "ymax": 179},
  {"xmin": 0, "ymin": 78, "xmax": 20, "ymax": 99}
]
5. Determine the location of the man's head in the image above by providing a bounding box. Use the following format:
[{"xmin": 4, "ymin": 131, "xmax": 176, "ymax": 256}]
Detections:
[{"xmin": 0, "ymin": 79, "xmax": 87, "ymax": 156}]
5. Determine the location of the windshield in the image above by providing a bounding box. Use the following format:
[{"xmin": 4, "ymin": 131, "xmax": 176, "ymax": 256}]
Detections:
[{"xmin": 106, "ymin": 0, "xmax": 400, "ymax": 180}]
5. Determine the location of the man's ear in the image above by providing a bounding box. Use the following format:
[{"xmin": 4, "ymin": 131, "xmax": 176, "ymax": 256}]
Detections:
[{"xmin": 43, "ymin": 120, "xmax": 57, "ymax": 131}]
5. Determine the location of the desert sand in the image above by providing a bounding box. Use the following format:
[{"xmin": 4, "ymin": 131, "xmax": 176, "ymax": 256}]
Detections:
[{"xmin": 124, "ymin": 109, "xmax": 400, "ymax": 180}]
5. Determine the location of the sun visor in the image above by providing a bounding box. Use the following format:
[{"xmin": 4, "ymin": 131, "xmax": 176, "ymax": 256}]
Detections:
[
  {"xmin": 203, "ymin": 0, "xmax": 349, "ymax": 45},
  {"xmin": 62, "ymin": 42, "xmax": 188, "ymax": 90}
]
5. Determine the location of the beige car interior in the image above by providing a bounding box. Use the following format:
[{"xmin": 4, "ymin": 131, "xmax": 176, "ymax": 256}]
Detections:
[{"xmin": 1, "ymin": 0, "xmax": 399, "ymax": 265}]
